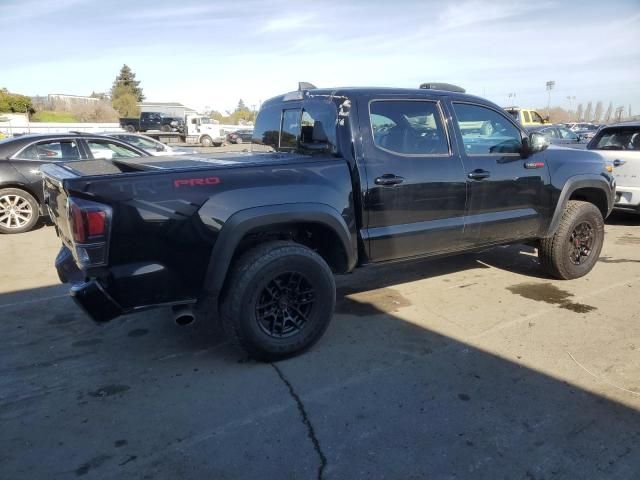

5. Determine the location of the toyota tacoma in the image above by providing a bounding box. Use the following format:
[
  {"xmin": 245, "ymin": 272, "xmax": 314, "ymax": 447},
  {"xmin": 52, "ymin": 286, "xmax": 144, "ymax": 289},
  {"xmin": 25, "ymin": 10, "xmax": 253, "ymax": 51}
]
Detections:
[{"xmin": 42, "ymin": 83, "xmax": 615, "ymax": 360}]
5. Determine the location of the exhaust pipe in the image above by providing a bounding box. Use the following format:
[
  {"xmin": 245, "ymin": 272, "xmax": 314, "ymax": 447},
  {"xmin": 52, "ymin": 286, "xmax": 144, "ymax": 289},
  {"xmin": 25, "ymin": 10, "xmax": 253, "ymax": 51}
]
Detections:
[{"xmin": 172, "ymin": 305, "xmax": 195, "ymax": 326}]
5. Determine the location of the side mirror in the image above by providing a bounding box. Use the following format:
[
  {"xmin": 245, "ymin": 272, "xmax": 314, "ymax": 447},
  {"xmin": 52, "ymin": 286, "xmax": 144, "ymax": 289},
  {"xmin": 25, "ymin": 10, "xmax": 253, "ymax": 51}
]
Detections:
[
  {"xmin": 156, "ymin": 144, "xmax": 165, "ymax": 152},
  {"xmin": 529, "ymin": 132, "xmax": 549, "ymax": 154},
  {"xmin": 542, "ymin": 116, "xmax": 550, "ymax": 124}
]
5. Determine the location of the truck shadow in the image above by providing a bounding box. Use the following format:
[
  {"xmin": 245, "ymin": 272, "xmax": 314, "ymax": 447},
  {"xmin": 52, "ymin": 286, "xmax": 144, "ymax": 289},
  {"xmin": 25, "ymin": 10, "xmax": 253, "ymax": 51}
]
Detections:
[{"xmin": 1, "ymin": 266, "xmax": 638, "ymax": 478}]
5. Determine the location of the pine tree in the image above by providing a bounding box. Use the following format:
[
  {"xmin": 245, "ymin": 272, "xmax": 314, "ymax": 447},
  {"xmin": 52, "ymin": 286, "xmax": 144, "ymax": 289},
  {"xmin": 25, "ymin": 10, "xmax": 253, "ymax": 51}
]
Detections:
[{"xmin": 111, "ymin": 65, "xmax": 144, "ymax": 102}]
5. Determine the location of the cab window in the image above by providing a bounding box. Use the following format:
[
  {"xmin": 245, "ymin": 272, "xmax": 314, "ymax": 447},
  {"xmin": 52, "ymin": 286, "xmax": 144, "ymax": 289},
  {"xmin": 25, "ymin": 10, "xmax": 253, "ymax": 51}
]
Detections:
[
  {"xmin": 452, "ymin": 103, "xmax": 522, "ymax": 155},
  {"xmin": 558, "ymin": 127, "xmax": 578, "ymax": 140},
  {"xmin": 523, "ymin": 111, "xmax": 531, "ymax": 123},
  {"xmin": 280, "ymin": 109, "xmax": 301, "ymax": 149},
  {"xmin": 369, "ymin": 100, "xmax": 448, "ymax": 155},
  {"xmin": 541, "ymin": 127, "xmax": 558, "ymax": 138},
  {"xmin": 530, "ymin": 111, "xmax": 544, "ymax": 123}
]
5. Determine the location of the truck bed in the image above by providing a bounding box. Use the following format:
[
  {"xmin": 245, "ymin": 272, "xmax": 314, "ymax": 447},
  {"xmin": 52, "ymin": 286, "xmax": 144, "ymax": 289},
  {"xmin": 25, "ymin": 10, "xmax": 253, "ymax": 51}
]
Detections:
[{"xmin": 63, "ymin": 152, "xmax": 321, "ymax": 176}]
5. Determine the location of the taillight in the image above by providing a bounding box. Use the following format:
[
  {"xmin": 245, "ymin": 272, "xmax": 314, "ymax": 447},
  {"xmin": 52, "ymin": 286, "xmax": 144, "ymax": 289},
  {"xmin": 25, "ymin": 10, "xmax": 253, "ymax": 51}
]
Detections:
[
  {"xmin": 70, "ymin": 201, "xmax": 108, "ymax": 243},
  {"xmin": 67, "ymin": 198, "xmax": 112, "ymax": 266}
]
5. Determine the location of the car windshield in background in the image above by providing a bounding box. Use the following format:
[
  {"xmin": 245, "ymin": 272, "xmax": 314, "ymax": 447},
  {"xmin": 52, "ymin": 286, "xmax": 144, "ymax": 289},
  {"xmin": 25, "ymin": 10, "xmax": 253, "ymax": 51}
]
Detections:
[{"xmin": 593, "ymin": 128, "xmax": 640, "ymax": 150}]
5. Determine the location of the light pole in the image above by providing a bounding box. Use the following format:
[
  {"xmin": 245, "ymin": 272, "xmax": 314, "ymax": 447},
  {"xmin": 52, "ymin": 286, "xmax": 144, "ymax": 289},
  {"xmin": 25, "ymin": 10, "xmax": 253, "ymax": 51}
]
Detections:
[
  {"xmin": 506, "ymin": 92, "xmax": 516, "ymax": 106},
  {"xmin": 546, "ymin": 81, "xmax": 555, "ymax": 118}
]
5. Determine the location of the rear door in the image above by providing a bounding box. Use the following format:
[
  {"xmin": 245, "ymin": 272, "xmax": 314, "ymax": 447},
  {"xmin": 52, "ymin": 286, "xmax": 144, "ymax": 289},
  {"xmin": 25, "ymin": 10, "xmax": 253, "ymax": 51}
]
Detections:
[
  {"xmin": 449, "ymin": 101, "xmax": 550, "ymax": 246},
  {"xmin": 357, "ymin": 95, "xmax": 467, "ymax": 262}
]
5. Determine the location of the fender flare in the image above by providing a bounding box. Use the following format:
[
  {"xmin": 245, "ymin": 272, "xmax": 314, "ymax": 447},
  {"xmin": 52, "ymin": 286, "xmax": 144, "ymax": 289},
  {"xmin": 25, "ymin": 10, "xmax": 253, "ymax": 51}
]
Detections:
[
  {"xmin": 546, "ymin": 174, "xmax": 614, "ymax": 237},
  {"xmin": 200, "ymin": 202, "xmax": 356, "ymax": 303}
]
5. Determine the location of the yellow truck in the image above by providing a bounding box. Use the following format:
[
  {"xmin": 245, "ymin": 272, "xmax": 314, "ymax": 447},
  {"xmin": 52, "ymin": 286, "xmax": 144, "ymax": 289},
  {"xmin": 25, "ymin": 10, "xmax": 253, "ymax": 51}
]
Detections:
[{"xmin": 504, "ymin": 107, "xmax": 548, "ymax": 126}]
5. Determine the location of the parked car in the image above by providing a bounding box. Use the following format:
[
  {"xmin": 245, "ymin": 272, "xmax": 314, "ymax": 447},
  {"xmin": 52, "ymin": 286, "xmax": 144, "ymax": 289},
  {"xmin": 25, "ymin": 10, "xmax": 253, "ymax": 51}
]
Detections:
[
  {"xmin": 106, "ymin": 132, "xmax": 197, "ymax": 156},
  {"xmin": 574, "ymin": 124, "xmax": 601, "ymax": 141},
  {"xmin": 120, "ymin": 112, "xmax": 185, "ymax": 133},
  {"xmin": 0, "ymin": 133, "xmax": 148, "ymax": 234},
  {"xmin": 42, "ymin": 83, "xmax": 614, "ymax": 360},
  {"xmin": 227, "ymin": 129, "xmax": 254, "ymax": 144},
  {"xmin": 504, "ymin": 107, "xmax": 548, "ymax": 126},
  {"xmin": 587, "ymin": 121, "xmax": 640, "ymax": 213},
  {"xmin": 526, "ymin": 125, "xmax": 585, "ymax": 147}
]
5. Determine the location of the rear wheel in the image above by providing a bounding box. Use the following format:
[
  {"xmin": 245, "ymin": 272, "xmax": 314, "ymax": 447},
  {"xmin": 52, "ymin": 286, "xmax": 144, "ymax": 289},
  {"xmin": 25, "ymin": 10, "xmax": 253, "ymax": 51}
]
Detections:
[
  {"xmin": 161, "ymin": 124, "xmax": 171, "ymax": 132},
  {"xmin": 0, "ymin": 188, "xmax": 39, "ymax": 234},
  {"xmin": 221, "ymin": 241, "xmax": 336, "ymax": 361},
  {"xmin": 538, "ymin": 200, "xmax": 604, "ymax": 279}
]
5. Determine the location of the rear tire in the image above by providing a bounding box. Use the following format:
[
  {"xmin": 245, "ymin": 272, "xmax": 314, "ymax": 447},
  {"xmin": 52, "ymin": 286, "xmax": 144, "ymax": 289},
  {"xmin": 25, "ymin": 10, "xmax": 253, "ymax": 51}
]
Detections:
[
  {"xmin": 161, "ymin": 124, "xmax": 171, "ymax": 133},
  {"xmin": 221, "ymin": 241, "xmax": 336, "ymax": 361},
  {"xmin": 538, "ymin": 200, "xmax": 604, "ymax": 279},
  {"xmin": 0, "ymin": 188, "xmax": 39, "ymax": 234}
]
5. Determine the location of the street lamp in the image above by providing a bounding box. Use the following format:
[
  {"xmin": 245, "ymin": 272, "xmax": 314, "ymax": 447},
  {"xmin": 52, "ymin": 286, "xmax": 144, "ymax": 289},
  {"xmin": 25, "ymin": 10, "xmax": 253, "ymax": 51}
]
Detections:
[
  {"xmin": 506, "ymin": 92, "xmax": 516, "ymax": 105},
  {"xmin": 546, "ymin": 81, "xmax": 555, "ymax": 117}
]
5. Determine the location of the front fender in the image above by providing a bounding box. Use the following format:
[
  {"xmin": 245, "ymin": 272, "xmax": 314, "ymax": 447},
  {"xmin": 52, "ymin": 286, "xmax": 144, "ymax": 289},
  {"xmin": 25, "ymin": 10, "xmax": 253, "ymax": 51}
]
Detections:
[{"xmin": 545, "ymin": 174, "xmax": 615, "ymax": 236}]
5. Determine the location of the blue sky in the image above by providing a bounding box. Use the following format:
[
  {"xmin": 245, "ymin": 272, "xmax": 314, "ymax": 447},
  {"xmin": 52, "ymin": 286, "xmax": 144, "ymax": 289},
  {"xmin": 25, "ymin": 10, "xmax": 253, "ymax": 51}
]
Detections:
[{"xmin": 1, "ymin": 0, "xmax": 639, "ymax": 114}]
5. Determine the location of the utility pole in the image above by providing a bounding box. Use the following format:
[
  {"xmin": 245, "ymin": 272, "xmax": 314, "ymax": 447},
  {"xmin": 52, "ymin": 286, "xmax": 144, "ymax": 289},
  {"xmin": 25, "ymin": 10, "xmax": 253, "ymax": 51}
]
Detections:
[
  {"xmin": 566, "ymin": 96, "xmax": 576, "ymax": 119},
  {"xmin": 546, "ymin": 81, "xmax": 555, "ymax": 118},
  {"xmin": 506, "ymin": 92, "xmax": 516, "ymax": 106}
]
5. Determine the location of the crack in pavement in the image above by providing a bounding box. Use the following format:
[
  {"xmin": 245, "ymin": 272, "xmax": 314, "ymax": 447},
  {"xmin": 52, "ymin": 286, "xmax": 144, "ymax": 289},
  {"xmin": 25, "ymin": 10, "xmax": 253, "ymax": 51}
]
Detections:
[{"xmin": 271, "ymin": 363, "xmax": 327, "ymax": 480}]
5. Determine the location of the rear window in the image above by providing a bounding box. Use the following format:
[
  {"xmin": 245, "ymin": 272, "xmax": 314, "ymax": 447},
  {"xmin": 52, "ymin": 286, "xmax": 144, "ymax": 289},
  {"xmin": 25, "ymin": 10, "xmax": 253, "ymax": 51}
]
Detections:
[
  {"xmin": 592, "ymin": 128, "xmax": 640, "ymax": 151},
  {"xmin": 252, "ymin": 101, "xmax": 337, "ymax": 153}
]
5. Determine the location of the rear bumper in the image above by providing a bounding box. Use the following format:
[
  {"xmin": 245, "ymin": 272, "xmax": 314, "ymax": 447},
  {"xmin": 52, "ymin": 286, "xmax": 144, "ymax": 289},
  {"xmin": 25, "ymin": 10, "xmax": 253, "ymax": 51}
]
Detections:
[
  {"xmin": 70, "ymin": 280, "xmax": 124, "ymax": 323},
  {"xmin": 55, "ymin": 246, "xmax": 193, "ymax": 323}
]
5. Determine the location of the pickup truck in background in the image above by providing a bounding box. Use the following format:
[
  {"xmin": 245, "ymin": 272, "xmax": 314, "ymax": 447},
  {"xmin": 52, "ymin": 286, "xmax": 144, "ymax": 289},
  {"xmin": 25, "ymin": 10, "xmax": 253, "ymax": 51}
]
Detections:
[
  {"xmin": 42, "ymin": 83, "xmax": 615, "ymax": 360},
  {"xmin": 505, "ymin": 106, "xmax": 549, "ymax": 126},
  {"xmin": 120, "ymin": 111, "xmax": 185, "ymax": 133}
]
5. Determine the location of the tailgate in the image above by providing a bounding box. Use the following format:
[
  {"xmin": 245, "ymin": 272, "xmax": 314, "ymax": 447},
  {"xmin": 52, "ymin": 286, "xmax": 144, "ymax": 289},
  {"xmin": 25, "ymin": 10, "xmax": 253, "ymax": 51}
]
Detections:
[{"xmin": 41, "ymin": 163, "xmax": 78, "ymax": 249}]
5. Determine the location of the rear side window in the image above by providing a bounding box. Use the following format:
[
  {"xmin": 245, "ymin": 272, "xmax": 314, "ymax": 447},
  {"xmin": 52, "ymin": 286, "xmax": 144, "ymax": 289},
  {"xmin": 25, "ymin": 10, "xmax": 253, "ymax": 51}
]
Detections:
[
  {"xmin": 593, "ymin": 128, "xmax": 640, "ymax": 150},
  {"xmin": 86, "ymin": 139, "xmax": 141, "ymax": 159},
  {"xmin": 18, "ymin": 140, "xmax": 80, "ymax": 160},
  {"xmin": 541, "ymin": 127, "xmax": 558, "ymax": 138},
  {"xmin": 369, "ymin": 100, "xmax": 448, "ymax": 155},
  {"xmin": 452, "ymin": 103, "xmax": 522, "ymax": 155}
]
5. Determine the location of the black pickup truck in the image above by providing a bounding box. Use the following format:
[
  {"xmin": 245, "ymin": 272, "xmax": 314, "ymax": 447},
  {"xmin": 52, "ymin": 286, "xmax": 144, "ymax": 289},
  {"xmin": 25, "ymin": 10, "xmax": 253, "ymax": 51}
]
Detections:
[
  {"xmin": 42, "ymin": 83, "xmax": 615, "ymax": 360},
  {"xmin": 120, "ymin": 112, "xmax": 185, "ymax": 133}
]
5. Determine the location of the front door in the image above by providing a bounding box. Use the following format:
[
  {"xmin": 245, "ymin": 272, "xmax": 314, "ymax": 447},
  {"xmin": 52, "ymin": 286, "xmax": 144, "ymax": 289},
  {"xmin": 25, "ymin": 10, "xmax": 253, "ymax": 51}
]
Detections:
[
  {"xmin": 358, "ymin": 96, "xmax": 467, "ymax": 262},
  {"xmin": 449, "ymin": 102, "xmax": 550, "ymax": 246}
]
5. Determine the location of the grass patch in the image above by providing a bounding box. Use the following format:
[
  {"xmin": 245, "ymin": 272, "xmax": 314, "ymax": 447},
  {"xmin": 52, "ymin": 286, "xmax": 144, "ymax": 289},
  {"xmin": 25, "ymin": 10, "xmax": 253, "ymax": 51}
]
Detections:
[{"xmin": 31, "ymin": 110, "xmax": 78, "ymax": 122}]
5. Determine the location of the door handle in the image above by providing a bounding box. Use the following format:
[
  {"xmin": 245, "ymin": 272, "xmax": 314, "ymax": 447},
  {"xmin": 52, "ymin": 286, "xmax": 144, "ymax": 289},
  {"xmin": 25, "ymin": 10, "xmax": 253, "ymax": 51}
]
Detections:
[
  {"xmin": 613, "ymin": 159, "xmax": 626, "ymax": 167},
  {"xmin": 467, "ymin": 169, "xmax": 491, "ymax": 180},
  {"xmin": 375, "ymin": 174, "xmax": 404, "ymax": 186}
]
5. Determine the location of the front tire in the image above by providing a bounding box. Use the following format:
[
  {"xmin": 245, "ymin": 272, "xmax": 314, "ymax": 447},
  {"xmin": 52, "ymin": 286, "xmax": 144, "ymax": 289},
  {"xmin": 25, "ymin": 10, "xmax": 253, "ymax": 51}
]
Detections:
[
  {"xmin": 221, "ymin": 241, "xmax": 336, "ymax": 361},
  {"xmin": 0, "ymin": 188, "xmax": 39, "ymax": 234},
  {"xmin": 538, "ymin": 200, "xmax": 604, "ymax": 279},
  {"xmin": 125, "ymin": 124, "xmax": 136, "ymax": 133},
  {"xmin": 235, "ymin": 137, "xmax": 243, "ymax": 144},
  {"xmin": 200, "ymin": 136, "xmax": 213, "ymax": 147},
  {"xmin": 161, "ymin": 124, "xmax": 171, "ymax": 133}
]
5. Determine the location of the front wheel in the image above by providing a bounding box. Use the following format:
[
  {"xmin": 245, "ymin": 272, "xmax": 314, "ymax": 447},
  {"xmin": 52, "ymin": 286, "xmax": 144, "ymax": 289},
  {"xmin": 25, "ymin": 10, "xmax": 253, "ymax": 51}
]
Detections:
[
  {"xmin": 200, "ymin": 136, "xmax": 213, "ymax": 147},
  {"xmin": 0, "ymin": 188, "xmax": 39, "ymax": 234},
  {"xmin": 538, "ymin": 200, "xmax": 605, "ymax": 279},
  {"xmin": 235, "ymin": 137, "xmax": 243, "ymax": 144},
  {"xmin": 125, "ymin": 124, "xmax": 136, "ymax": 133},
  {"xmin": 221, "ymin": 241, "xmax": 336, "ymax": 361}
]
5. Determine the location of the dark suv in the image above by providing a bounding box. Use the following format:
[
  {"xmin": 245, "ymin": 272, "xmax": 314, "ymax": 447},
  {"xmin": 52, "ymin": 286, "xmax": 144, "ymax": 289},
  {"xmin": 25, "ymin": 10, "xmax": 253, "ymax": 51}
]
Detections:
[{"xmin": 0, "ymin": 133, "xmax": 148, "ymax": 234}]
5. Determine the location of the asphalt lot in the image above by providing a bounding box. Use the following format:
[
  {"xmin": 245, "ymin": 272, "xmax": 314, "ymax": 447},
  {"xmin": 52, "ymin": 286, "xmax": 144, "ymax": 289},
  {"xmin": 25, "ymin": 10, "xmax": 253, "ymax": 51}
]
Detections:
[{"xmin": 2, "ymin": 213, "xmax": 640, "ymax": 479}]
